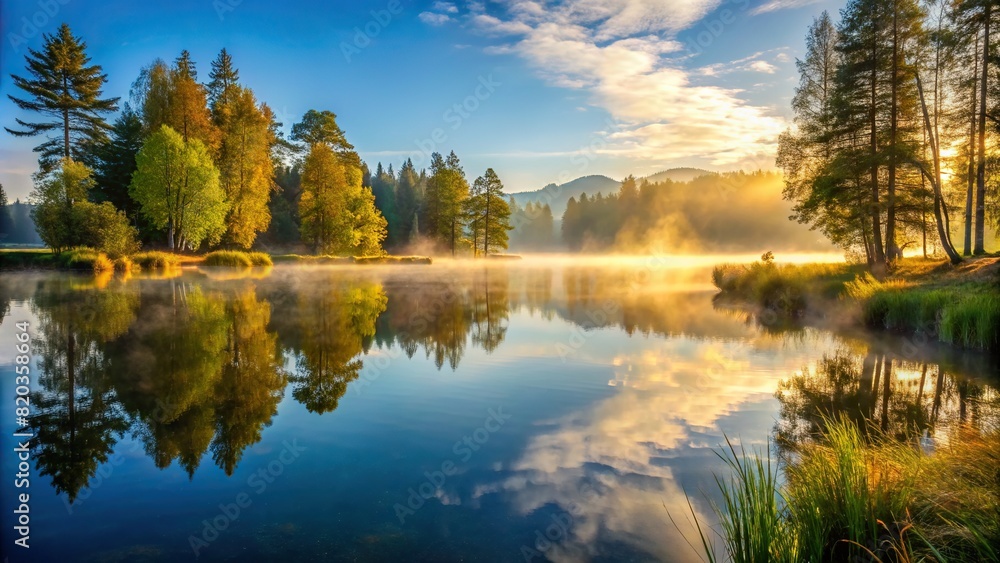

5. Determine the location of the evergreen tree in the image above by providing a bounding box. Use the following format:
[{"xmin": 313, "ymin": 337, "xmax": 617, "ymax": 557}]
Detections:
[
  {"xmin": 424, "ymin": 151, "xmax": 470, "ymax": 255},
  {"xmin": 396, "ymin": 159, "xmax": 420, "ymax": 246},
  {"xmin": 469, "ymin": 168, "xmax": 512, "ymax": 255},
  {"xmin": 371, "ymin": 162, "xmax": 399, "ymax": 247},
  {"xmin": 6, "ymin": 24, "xmax": 119, "ymax": 172},
  {"xmin": 207, "ymin": 48, "xmax": 240, "ymax": 117},
  {"xmin": 0, "ymin": 184, "xmax": 10, "ymax": 242},
  {"xmin": 91, "ymin": 105, "xmax": 148, "ymax": 232}
]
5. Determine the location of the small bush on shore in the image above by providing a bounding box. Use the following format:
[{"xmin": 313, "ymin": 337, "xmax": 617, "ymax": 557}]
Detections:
[
  {"xmin": 132, "ymin": 251, "xmax": 180, "ymax": 270},
  {"xmin": 202, "ymin": 250, "xmax": 273, "ymax": 267}
]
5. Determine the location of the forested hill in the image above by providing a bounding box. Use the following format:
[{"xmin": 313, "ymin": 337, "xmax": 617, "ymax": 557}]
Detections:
[
  {"xmin": 509, "ymin": 168, "xmax": 712, "ymax": 216},
  {"xmin": 560, "ymin": 171, "xmax": 836, "ymax": 253},
  {"xmin": 509, "ymin": 175, "xmax": 619, "ymax": 216}
]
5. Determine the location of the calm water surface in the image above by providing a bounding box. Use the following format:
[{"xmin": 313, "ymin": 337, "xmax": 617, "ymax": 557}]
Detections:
[{"xmin": 1, "ymin": 259, "xmax": 997, "ymax": 562}]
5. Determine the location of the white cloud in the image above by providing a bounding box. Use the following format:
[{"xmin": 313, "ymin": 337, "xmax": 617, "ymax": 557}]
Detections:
[
  {"xmin": 749, "ymin": 60, "xmax": 777, "ymax": 73},
  {"xmin": 472, "ymin": 2, "xmax": 786, "ymax": 167},
  {"xmin": 751, "ymin": 0, "xmax": 824, "ymax": 16},
  {"xmin": 433, "ymin": 1, "xmax": 459, "ymax": 13},
  {"xmin": 418, "ymin": 11, "xmax": 453, "ymax": 25}
]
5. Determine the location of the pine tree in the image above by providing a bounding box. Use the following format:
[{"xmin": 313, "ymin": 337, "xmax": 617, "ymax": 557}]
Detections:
[
  {"xmin": 470, "ymin": 168, "xmax": 512, "ymax": 256},
  {"xmin": 424, "ymin": 151, "xmax": 470, "ymax": 255},
  {"xmin": 0, "ymin": 183, "xmax": 11, "ymax": 242},
  {"xmin": 396, "ymin": 159, "xmax": 420, "ymax": 245},
  {"xmin": 207, "ymin": 48, "xmax": 240, "ymax": 117},
  {"xmin": 6, "ymin": 24, "xmax": 119, "ymax": 172},
  {"xmin": 91, "ymin": 105, "xmax": 145, "ymax": 225}
]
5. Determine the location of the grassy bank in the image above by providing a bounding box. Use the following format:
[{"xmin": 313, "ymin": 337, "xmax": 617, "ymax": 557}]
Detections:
[
  {"xmin": 202, "ymin": 250, "xmax": 273, "ymax": 267},
  {"xmin": 689, "ymin": 419, "xmax": 998, "ymax": 563},
  {"xmin": 0, "ymin": 248, "xmax": 433, "ymax": 274},
  {"xmin": 272, "ymin": 254, "xmax": 432, "ymax": 265},
  {"xmin": 712, "ymin": 255, "xmax": 1000, "ymax": 351}
]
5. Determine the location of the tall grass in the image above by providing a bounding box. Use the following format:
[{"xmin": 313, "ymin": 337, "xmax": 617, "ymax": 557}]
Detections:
[
  {"xmin": 202, "ymin": 250, "xmax": 273, "ymax": 267},
  {"xmin": 712, "ymin": 258, "xmax": 855, "ymax": 316},
  {"xmin": 131, "ymin": 251, "xmax": 180, "ymax": 270},
  {"xmin": 939, "ymin": 294, "xmax": 1000, "ymax": 350},
  {"xmin": 854, "ymin": 274, "xmax": 1000, "ymax": 350},
  {"xmin": 686, "ymin": 419, "xmax": 999, "ymax": 563}
]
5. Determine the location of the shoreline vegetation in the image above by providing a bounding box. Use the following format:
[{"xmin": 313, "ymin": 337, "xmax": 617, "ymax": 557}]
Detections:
[
  {"xmin": 0, "ymin": 248, "xmax": 443, "ymax": 273},
  {"xmin": 686, "ymin": 418, "xmax": 999, "ymax": 563},
  {"xmin": 712, "ymin": 253, "xmax": 1000, "ymax": 352}
]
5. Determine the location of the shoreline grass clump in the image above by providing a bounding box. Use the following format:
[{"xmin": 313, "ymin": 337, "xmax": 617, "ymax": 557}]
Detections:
[
  {"xmin": 59, "ymin": 248, "xmax": 114, "ymax": 273},
  {"xmin": 202, "ymin": 250, "xmax": 273, "ymax": 268},
  {"xmin": 686, "ymin": 418, "xmax": 999, "ymax": 563},
  {"xmin": 850, "ymin": 273, "xmax": 1000, "ymax": 350},
  {"xmin": 131, "ymin": 251, "xmax": 181, "ymax": 270},
  {"xmin": 712, "ymin": 253, "xmax": 856, "ymax": 316}
]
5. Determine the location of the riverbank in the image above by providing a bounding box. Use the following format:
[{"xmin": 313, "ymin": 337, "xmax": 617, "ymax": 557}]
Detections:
[
  {"xmin": 712, "ymin": 254, "xmax": 1000, "ymax": 351},
  {"xmin": 0, "ymin": 248, "xmax": 435, "ymax": 273}
]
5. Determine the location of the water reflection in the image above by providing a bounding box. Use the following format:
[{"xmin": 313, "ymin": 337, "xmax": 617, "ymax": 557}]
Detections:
[{"xmin": 0, "ymin": 263, "xmax": 996, "ymax": 561}]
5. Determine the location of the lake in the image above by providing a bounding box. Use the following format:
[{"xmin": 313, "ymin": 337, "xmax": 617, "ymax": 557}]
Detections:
[{"xmin": 1, "ymin": 257, "xmax": 997, "ymax": 562}]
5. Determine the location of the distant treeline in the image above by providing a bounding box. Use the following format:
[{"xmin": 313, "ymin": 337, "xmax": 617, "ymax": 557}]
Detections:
[
  {"xmin": 560, "ymin": 172, "xmax": 832, "ymax": 253},
  {"xmin": 0, "ymin": 194, "xmax": 43, "ymax": 246}
]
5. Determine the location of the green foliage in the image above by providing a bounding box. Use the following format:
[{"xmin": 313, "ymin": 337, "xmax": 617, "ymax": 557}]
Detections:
[
  {"xmin": 465, "ymin": 168, "xmax": 513, "ymax": 256},
  {"xmin": 290, "ymin": 109, "xmax": 353, "ymax": 153},
  {"xmin": 130, "ymin": 125, "xmax": 227, "ymax": 250},
  {"xmin": 29, "ymin": 159, "xmax": 94, "ymax": 252},
  {"xmin": 5, "ymin": 24, "xmax": 119, "ymax": 172},
  {"xmin": 75, "ymin": 201, "xmax": 141, "ymax": 258},
  {"xmin": 422, "ymin": 152, "xmax": 470, "ymax": 254}
]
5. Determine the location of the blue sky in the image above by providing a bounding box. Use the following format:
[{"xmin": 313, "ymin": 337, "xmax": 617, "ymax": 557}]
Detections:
[{"xmin": 0, "ymin": 0, "xmax": 844, "ymax": 201}]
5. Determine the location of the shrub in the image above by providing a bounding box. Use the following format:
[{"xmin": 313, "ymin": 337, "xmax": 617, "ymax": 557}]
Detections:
[
  {"xmin": 202, "ymin": 250, "xmax": 272, "ymax": 267},
  {"xmin": 132, "ymin": 251, "xmax": 180, "ymax": 270},
  {"xmin": 76, "ymin": 201, "xmax": 141, "ymax": 258}
]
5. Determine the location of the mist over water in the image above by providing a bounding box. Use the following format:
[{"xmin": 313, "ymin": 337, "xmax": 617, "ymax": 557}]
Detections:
[{"xmin": 0, "ymin": 258, "xmax": 994, "ymax": 562}]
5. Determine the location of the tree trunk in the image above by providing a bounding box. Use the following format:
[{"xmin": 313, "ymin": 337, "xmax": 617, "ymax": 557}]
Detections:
[
  {"xmin": 887, "ymin": 0, "xmax": 898, "ymax": 263},
  {"xmin": 915, "ymin": 71, "xmax": 962, "ymax": 264},
  {"xmin": 974, "ymin": 3, "xmax": 990, "ymax": 255},
  {"xmin": 870, "ymin": 17, "xmax": 886, "ymax": 269},
  {"xmin": 965, "ymin": 33, "xmax": 979, "ymax": 256}
]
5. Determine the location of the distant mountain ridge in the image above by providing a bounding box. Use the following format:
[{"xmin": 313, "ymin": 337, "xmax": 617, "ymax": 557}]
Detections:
[{"xmin": 509, "ymin": 168, "xmax": 712, "ymax": 216}]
